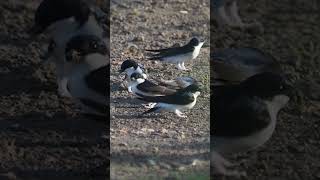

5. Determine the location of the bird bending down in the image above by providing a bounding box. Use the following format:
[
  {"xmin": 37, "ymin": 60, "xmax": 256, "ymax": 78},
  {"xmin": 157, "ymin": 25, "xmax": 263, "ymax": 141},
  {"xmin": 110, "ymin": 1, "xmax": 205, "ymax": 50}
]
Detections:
[
  {"xmin": 29, "ymin": 0, "xmax": 106, "ymax": 40},
  {"xmin": 63, "ymin": 34, "xmax": 109, "ymax": 117},
  {"xmin": 119, "ymin": 59, "xmax": 147, "ymax": 92},
  {"xmin": 211, "ymin": 72, "xmax": 291, "ymax": 177},
  {"xmin": 137, "ymin": 84, "xmax": 201, "ymax": 118},
  {"xmin": 146, "ymin": 37, "xmax": 204, "ymax": 71}
]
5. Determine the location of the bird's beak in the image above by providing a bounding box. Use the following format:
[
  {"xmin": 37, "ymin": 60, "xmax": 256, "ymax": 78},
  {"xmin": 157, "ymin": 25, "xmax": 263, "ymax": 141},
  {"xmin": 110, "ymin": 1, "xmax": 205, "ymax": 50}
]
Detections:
[{"xmin": 199, "ymin": 41, "xmax": 206, "ymax": 49}]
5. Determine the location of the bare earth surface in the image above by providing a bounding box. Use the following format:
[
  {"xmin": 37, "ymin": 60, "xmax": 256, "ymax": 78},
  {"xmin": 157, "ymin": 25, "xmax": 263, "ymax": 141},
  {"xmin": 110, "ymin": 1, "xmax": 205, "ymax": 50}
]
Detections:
[
  {"xmin": 0, "ymin": 0, "xmax": 319, "ymax": 180},
  {"xmin": 110, "ymin": 0, "xmax": 210, "ymax": 179},
  {"xmin": 211, "ymin": 0, "xmax": 320, "ymax": 179},
  {"xmin": 0, "ymin": 1, "xmax": 108, "ymax": 180}
]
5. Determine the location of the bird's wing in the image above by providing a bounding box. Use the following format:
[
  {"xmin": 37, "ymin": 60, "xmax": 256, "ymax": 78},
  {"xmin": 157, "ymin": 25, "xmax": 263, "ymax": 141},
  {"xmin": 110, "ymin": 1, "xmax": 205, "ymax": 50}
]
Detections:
[
  {"xmin": 212, "ymin": 95, "xmax": 270, "ymax": 137},
  {"xmin": 137, "ymin": 80, "xmax": 176, "ymax": 95},
  {"xmin": 85, "ymin": 65, "xmax": 109, "ymax": 96},
  {"xmin": 146, "ymin": 45, "xmax": 194, "ymax": 60},
  {"xmin": 137, "ymin": 92, "xmax": 194, "ymax": 105}
]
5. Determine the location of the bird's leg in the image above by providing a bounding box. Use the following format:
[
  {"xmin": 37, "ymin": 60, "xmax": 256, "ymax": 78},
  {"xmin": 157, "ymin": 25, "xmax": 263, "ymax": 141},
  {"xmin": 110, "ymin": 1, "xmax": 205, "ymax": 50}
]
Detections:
[
  {"xmin": 228, "ymin": 0, "xmax": 245, "ymax": 27},
  {"xmin": 57, "ymin": 77, "xmax": 71, "ymax": 97},
  {"xmin": 143, "ymin": 103, "xmax": 157, "ymax": 109},
  {"xmin": 181, "ymin": 62, "xmax": 190, "ymax": 71},
  {"xmin": 175, "ymin": 109, "xmax": 187, "ymax": 118},
  {"xmin": 228, "ymin": 0, "xmax": 263, "ymax": 31},
  {"xmin": 211, "ymin": 151, "xmax": 247, "ymax": 178},
  {"xmin": 176, "ymin": 63, "xmax": 184, "ymax": 70},
  {"xmin": 215, "ymin": 5, "xmax": 234, "ymax": 27},
  {"xmin": 127, "ymin": 86, "xmax": 132, "ymax": 93}
]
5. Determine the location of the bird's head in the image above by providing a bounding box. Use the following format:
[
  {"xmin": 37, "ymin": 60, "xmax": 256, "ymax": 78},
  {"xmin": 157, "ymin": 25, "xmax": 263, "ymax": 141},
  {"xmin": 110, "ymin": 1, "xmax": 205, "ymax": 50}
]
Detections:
[
  {"xmin": 189, "ymin": 37, "xmax": 205, "ymax": 47},
  {"xmin": 130, "ymin": 72, "xmax": 145, "ymax": 83},
  {"xmin": 119, "ymin": 59, "xmax": 139, "ymax": 73},
  {"xmin": 242, "ymin": 72, "xmax": 292, "ymax": 107},
  {"xmin": 65, "ymin": 34, "xmax": 107, "ymax": 63}
]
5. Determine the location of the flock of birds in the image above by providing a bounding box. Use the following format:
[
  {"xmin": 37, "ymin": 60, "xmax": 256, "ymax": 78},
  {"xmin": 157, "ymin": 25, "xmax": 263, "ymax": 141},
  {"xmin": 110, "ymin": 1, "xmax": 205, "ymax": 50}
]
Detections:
[
  {"xmin": 118, "ymin": 37, "xmax": 205, "ymax": 118},
  {"xmin": 26, "ymin": 0, "xmax": 293, "ymax": 178}
]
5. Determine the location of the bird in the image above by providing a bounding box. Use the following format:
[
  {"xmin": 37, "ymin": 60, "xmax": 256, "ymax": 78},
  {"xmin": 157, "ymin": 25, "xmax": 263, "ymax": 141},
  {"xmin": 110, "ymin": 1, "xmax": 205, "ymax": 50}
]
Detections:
[
  {"xmin": 29, "ymin": 0, "xmax": 106, "ymax": 39},
  {"xmin": 136, "ymin": 84, "xmax": 201, "ymax": 118},
  {"xmin": 119, "ymin": 59, "xmax": 148, "ymax": 92},
  {"xmin": 145, "ymin": 37, "xmax": 205, "ymax": 71},
  {"xmin": 59, "ymin": 34, "xmax": 109, "ymax": 117},
  {"xmin": 40, "ymin": 38, "xmax": 72, "ymax": 97},
  {"xmin": 212, "ymin": 0, "xmax": 259, "ymax": 29},
  {"xmin": 211, "ymin": 72, "xmax": 291, "ymax": 177},
  {"xmin": 119, "ymin": 59, "xmax": 147, "ymax": 80},
  {"xmin": 212, "ymin": 47, "xmax": 281, "ymax": 85},
  {"xmin": 29, "ymin": 0, "xmax": 108, "ymax": 64}
]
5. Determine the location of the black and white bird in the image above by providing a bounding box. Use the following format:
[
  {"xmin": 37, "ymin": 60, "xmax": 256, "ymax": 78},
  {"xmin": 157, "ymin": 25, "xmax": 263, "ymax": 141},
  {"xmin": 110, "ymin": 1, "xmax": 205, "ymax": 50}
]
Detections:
[
  {"xmin": 212, "ymin": 47, "xmax": 281, "ymax": 85},
  {"xmin": 29, "ymin": 0, "xmax": 106, "ymax": 39},
  {"xmin": 146, "ymin": 37, "xmax": 205, "ymax": 71},
  {"xmin": 128, "ymin": 73, "xmax": 176, "ymax": 97},
  {"xmin": 62, "ymin": 34, "xmax": 109, "ymax": 117},
  {"xmin": 211, "ymin": 72, "xmax": 291, "ymax": 177},
  {"xmin": 212, "ymin": 0, "xmax": 258, "ymax": 28},
  {"xmin": 137, "ymin": 84, "xmax": 201, "ymax": 118}
]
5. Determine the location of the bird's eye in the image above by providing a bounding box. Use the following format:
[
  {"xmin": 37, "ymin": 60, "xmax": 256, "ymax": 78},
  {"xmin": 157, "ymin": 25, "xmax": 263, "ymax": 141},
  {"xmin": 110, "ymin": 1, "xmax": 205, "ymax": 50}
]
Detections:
[
  {"xmin": 92, "ymin": 43, "xmax": 98, "ymax": 49},
  {"xmin": 280, "ymin": 85, "xmax": 283, "ymax": 90}
]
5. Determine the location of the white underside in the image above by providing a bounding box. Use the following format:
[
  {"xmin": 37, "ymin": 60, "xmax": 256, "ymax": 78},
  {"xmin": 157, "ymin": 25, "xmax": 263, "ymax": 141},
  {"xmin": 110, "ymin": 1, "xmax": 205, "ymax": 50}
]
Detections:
[
  {"xmin": 66, "ymin": 54, "xmax": 108, "ymax": 115},
  {"xmin": 211, "ymin": 95, "xmax": 290, "ymax": 176},
  {"xmin": 155, "ymin": 91, "xmax": 200, "ymax": 111}
]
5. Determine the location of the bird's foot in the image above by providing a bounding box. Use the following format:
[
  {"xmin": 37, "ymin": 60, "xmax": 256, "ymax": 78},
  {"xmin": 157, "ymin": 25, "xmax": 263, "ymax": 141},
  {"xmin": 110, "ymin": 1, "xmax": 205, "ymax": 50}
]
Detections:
[
  {"xmin": 175, "ymin": 110, "xmax": 187, "ymax": 118},
  {"xmin": 211, "ymin": 151, "xmax": 247, "ymax": 178},
  {"xmin": 127, "ymin": 86, "xmax": 133, "ymax": 93},
  {"xmin": 143, "ymin": 103, "xmax": 156, "ymax": 109}
]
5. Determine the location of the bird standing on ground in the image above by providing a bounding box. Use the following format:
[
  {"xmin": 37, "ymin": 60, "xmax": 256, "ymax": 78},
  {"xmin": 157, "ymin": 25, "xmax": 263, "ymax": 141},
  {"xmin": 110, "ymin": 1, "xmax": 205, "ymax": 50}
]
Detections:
[
  {"xmin": 63, "ymin": 34, "xmax": 109, "ymax": 117},
  {"xmin": 30, "ymin": 0, "xmax": 106, "ymax": 40},
  {"xmin": 137, "ymin": 84, "xmax": 201, "ymax": 118},
  {"xmin": 211, "ymin": 72, "xmax": 291, "ymax": 177},
  {"xmin": 146, "ymin": 37, "xmax": 205, "ymax": 71}
]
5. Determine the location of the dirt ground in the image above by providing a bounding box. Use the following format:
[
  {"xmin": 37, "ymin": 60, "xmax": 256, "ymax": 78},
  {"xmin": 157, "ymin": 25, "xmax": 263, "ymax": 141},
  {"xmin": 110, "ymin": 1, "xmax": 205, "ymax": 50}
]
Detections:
[
  {"xmin": 0, "ymin": 0, "xmax": 108, "ymax": 179},
  {"xmin": 211, "ymin": 0, "xmax": 320, "ymax": 179},
  {"xmin": 110, "ymin": 0, "xmax": 210, "ymax": 179},
  {"xmin": 0, "ymin": 0, "xmax": 319, "ymax": 180}
]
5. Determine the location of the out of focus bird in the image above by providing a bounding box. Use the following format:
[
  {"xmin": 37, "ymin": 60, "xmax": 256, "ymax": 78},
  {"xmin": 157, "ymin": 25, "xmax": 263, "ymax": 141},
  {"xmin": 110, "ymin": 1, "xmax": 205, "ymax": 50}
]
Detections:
[
  {"xmin": 29, "ymin": 0, "xmax": 106, "ymax": 39},
  {"xmin": 63, "ymin": 34, "xmax": 109, "ymax": 117},
  {"xmin": 212, "ymin": 47, "xmax": 281, "ymax": 85},
  {"xmin": 211, "ymin": 72, "xmax": 291, "ymax": 177},
  {"xmin": 212, "ymin": 0, "xmax": 260, "ymax": 29}
]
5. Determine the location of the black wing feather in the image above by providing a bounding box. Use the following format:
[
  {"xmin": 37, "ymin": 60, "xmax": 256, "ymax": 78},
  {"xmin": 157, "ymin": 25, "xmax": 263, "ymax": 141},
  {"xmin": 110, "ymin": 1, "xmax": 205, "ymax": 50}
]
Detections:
[
  {"xmin": 85, "ymin": 65, "xmax": 109, "ymax": 96},
  {"xmin": 137, "ymin": 92, "xmax": 194, "ymax": 105}
]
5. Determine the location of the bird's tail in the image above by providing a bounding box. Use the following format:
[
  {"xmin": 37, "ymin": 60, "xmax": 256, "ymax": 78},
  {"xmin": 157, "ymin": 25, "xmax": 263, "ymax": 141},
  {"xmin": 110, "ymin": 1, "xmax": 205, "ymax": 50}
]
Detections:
[{"xmin": 145, "ymin": 49, "xmax": 162, "ymax": 52}]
